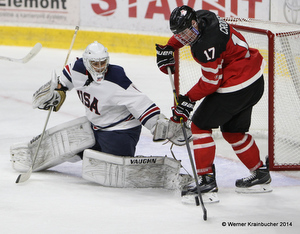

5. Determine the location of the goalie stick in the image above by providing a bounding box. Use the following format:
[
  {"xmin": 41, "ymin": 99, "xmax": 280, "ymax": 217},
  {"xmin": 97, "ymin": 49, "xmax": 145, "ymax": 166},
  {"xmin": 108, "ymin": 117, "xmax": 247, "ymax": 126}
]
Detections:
[
  {"xmin": 15, "ymin": 26, "xmax": 80, "ymax": 183},
  {"xmin": 0, "ymin": 43, "xmax": 42, "ymax": 63},
  {"xmin": 167, "ymin": 67, "xmax": 207, "ymax": 221}
]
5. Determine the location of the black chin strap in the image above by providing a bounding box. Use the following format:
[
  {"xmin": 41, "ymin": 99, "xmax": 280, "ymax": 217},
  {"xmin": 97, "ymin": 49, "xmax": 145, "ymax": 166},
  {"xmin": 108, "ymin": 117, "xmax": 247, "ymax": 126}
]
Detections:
[{"xmin": 84, "ymin": 73, "xmax": 94, "ymax": 86}]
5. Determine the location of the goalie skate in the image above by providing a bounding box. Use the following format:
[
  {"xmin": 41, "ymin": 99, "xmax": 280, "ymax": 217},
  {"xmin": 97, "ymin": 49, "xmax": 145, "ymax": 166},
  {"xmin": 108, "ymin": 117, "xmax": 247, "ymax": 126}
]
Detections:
[{"xmin": 10, "ymin": 116, "xmax": 95, "ymax": 172}]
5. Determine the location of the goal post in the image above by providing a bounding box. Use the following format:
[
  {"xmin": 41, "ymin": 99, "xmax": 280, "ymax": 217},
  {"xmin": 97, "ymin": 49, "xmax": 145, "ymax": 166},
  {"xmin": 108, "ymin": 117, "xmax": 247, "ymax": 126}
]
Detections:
[{"xmin": 174, "ymin": 18, "xmax": 300, "ymax": 171}]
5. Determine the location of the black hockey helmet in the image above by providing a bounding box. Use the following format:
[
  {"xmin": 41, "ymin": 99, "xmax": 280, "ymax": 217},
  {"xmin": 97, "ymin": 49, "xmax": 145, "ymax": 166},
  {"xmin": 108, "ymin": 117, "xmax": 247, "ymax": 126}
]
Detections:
[{"xmin": 169, "ymin": 5, "xmax": 197, "ymax": 34}]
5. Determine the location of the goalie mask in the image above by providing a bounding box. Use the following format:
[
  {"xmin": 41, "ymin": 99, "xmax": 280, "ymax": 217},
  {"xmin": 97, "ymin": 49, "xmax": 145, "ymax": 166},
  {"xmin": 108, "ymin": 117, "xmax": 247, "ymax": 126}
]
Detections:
[
  {"xmin": 83, "ymin": 41, "xmax": 109, "ymax": 83},
  {"xmin": 170, "ymin": 5, "xmax": 200, "ymax": 46}
]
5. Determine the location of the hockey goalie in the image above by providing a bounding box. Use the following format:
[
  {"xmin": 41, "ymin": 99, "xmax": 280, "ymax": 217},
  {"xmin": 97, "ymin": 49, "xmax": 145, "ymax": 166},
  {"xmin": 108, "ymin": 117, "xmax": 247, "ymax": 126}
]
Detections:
[{"xmin": 10, "ymin": 41, "xmax": 192, "ymax": 190}]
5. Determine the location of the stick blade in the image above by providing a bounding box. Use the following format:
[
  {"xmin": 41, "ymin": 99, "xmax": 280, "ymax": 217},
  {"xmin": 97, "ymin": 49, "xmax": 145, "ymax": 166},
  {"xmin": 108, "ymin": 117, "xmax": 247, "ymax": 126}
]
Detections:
[
  {"xmin": 203, "ymin": 210, "xmax": 207, "ymax": 221},
  {"xmin": 15, "ymin": 168, "xmax": 33, "ymax": 183},
  {"xmin": 22, "ymin": 43, "xmax": 42, "ymax": 63}
]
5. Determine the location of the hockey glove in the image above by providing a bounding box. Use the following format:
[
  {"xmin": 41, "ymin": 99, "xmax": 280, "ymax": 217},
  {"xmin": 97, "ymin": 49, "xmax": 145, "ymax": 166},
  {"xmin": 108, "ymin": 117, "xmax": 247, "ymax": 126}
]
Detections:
[
  {"xmin": 32, "ymin": 70, "xmax": 66, "ymax": 112},
  {"xmin": 171, "ymin": 95, "xmax": 195, "ymax": 123},
  {"xmin": 168, "ymin": 120, "xmax": 192, "ymax": 146},
  {"xmin": 37, "ymin": 90, "xmax": 66, "ymax": 112},
  {"xmin": 156, "ymin": 44, "xmax": 175, "ymax": 74},
  {"xmin": 152, "ymin": 114, "xmax": 192, "ymax": 146}
]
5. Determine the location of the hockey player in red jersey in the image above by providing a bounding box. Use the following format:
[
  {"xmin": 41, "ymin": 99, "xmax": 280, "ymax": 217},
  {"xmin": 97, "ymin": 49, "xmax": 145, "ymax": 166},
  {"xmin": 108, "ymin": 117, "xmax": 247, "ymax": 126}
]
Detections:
[{"xmin": 156, "ymin": 5, "xmax": 272, "ymax": 197}]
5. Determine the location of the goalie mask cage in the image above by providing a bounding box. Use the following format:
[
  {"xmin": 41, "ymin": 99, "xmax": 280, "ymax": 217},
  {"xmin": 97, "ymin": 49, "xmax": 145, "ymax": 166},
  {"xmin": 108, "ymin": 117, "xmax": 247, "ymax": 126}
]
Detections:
[{"xmin": 174, "ymin": 18, "xmax": 300, "ymax": 171}]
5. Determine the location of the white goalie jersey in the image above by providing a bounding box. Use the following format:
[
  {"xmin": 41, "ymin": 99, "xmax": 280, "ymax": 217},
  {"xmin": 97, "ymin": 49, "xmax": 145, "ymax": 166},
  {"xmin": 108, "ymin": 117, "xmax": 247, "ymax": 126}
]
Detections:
[{"xmin": 59, "ymin": 58, "xmax": 161, "ymax": 131}]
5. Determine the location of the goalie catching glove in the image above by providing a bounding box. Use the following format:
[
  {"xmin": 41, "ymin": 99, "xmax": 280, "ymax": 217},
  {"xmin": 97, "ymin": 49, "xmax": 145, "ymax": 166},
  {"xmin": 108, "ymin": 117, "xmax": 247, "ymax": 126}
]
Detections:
[
  {"xmin": 172, "ymin": 95, "xmax": 195, "ymax": 123},
  {"xmin": 156, "ymin": 44, "xmax": 175, "ymax": 74},
  {"xmin": 32, "ymin": 70, "xmax": 66, "ymax": 112},
  {"xmin": 152, "ymin": 114, "xmax": 192, "ymax": 146}
]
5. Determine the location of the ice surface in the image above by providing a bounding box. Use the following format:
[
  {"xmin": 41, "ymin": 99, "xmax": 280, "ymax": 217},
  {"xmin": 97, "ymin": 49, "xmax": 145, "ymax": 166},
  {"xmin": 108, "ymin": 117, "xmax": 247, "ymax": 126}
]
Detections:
[{"xmin": 0, "ymin": 46, "xmax": 300, "ymax": 234}]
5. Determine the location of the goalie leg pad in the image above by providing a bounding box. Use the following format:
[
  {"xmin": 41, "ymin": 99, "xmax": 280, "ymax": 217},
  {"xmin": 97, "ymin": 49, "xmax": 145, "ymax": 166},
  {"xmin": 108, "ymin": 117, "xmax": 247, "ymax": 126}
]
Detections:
[
  {"xmin": 82, "ymin": 149, "xmax": 182, "ymax": 189},
  {"xmin": 10, "ymin": 116, "xmax": 95, "ymax": 172}
]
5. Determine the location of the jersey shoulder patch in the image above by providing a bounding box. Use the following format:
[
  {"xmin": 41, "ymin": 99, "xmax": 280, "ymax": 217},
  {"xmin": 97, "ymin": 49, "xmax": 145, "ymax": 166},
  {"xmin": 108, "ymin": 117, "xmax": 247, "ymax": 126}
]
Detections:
[{"xmin": 105, "ymin": 65, "xmax": 132, "ymax": 89}]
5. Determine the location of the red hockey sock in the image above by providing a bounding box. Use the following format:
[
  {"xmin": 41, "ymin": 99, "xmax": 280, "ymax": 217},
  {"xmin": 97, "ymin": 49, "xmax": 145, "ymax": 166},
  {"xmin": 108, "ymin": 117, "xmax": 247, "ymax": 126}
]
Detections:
[
  {"xmin": 222, "ymin": 132, "xmax": 262, "ymax": 171},
  {"xmin": 191, "ymin": 123, "xmax": 215, "ymax": 175}
]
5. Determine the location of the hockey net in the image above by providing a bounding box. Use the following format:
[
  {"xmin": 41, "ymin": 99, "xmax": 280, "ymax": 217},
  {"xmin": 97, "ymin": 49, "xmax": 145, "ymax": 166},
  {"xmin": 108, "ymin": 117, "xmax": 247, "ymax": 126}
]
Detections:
[{"xmin": 174, "ymin": 18, "xmax": 300, "ymax": 171}]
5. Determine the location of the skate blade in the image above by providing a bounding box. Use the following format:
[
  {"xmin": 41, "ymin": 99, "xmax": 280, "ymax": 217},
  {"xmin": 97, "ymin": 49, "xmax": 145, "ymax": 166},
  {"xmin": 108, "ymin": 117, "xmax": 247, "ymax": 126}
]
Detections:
[
  {"xmin": 181, "ymin": 192, "xmax": 219, "ymax": 204},
  {"xmin": 235, "ymin": 184, "xmax": 273, "ymax": 194}
]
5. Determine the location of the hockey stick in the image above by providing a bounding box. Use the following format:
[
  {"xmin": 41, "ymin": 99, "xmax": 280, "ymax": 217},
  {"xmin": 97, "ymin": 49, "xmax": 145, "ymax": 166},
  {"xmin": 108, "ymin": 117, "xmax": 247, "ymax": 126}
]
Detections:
[
  {"xmin": 167, "ymin": 67, "xmax": 207, "ymax": 221},
  {"xmin": 15, "ymin": 26, "xmax": 80, "ymax": 183},
  {"xmin": 0, "ymin": 43, "xmax": 42, "ymax": 63}
]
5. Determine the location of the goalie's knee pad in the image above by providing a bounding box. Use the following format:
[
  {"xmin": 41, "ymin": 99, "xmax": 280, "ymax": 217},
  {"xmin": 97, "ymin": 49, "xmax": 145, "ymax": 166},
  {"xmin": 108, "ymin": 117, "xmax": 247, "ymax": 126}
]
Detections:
[
  {"xmin": 10, "ymin": 116, "xmax": 95, "ymax": 172},
  {"xmin": 82, "ymin": 149, "xmax": 182, "ymax": 189}
]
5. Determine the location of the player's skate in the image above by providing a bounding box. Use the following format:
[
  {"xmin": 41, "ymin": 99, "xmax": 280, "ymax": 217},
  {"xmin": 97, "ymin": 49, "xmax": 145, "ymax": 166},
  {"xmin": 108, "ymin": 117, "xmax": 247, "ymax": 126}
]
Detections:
[
  {"xmin": 235, "ymin": 159, "xmax": 272, "ymax": 193},
  {"xmin": 181, "ymin": 165, "xmax": 219, "ymax": 204}
]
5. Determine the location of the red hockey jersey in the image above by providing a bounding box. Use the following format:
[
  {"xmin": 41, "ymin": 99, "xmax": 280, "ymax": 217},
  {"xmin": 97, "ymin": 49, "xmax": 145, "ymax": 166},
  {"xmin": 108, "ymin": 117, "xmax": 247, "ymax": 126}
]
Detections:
[{"xmin": 167, "ymin": 10, "xmax": 265, "ymax": 102}]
